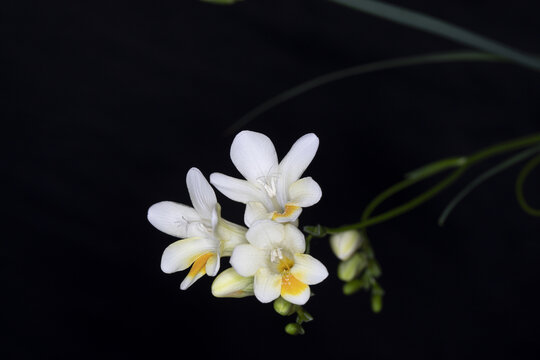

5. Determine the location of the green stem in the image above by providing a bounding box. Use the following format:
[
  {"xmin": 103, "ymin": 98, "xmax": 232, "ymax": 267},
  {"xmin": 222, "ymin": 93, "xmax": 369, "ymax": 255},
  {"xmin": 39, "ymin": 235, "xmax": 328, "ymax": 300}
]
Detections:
[
  {"xmin": 438, "ymin": 145, "xmax": 540, "ymax": 225},
  {"xmin": 330, "ymin": 0, "xmax": 540, "ymax": 71},
  {"xmin": 515, "ymin": 154, "xmax": 540, "ymax": 216},
  {"xmin": 323, "ymin": 133, "xmax": 540, "ymax": 234}
]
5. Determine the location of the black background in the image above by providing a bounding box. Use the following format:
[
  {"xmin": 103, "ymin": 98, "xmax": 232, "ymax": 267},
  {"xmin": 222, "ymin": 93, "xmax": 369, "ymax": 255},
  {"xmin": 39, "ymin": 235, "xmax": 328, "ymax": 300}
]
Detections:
[{"xmin": 4, "ymin": 0, "xmax": 540, "ymax": 359}]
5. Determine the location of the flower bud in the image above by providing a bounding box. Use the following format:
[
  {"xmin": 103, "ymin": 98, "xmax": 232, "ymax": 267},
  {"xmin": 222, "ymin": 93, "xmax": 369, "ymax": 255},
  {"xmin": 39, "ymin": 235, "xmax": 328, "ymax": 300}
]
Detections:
[
  {"xmin": 273, "ymin": 297, "xmax": 297, "ymax": 316},
  {"xmin": 371, "ymin": 294, "xmax": 383, "ymax": 313},
  {"xmin": 330, "ymin": 230, "xmax": 363, "ymax": 260},
  {"xmin": 338, "ymin": 252, "xmax": 368, "ymax": 282},
  {"xmin": 343, "ymin": 279, "xmax": 365, "ymax": 295},
  {"xmin": 211, "ymin": 268, "xmax": 254, "ymax": 298},
  {"xmin": 284, "ymin": 323, "xmax": 305, "ymax": 336}
]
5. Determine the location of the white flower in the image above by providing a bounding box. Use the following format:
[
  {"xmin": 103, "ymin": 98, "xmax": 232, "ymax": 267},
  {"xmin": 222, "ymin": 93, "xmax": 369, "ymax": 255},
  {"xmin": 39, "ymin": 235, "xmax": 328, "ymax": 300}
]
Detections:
[
  {"xmin": 147, "ymin": 167, "xmax": 247, "ymax": 290},
  {"xmin": 330, "ymin": 230, "xmax": 363, "ymax": 261},
  {"xmin": 211, "ymin": 268, "xmax": 254, "ymax": 298},
  {"xmin": 230, "ymin": 220, "xmax": 328, "ymax": 305},
  {"xmin": 210, "ymin": 130, "xmax": 322, "ymax": 227}
]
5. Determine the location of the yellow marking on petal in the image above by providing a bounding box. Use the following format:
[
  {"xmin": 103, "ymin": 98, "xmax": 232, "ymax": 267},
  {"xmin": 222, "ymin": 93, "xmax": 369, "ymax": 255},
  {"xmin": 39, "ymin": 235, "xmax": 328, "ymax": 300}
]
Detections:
[
  {"xmin": 281, "ymin": 273, "xmax": 308, "ymax": 296},
  {"xmin": 186, "ymin": 253, "xmax": 213, "ymax": 279},
  {"xmin": 277, "ymin": 257, "xmax": 294, "ymax": 273},
  {"xmin": 271, "ymin": 204, "xmax": 300, "ymax": 221}
]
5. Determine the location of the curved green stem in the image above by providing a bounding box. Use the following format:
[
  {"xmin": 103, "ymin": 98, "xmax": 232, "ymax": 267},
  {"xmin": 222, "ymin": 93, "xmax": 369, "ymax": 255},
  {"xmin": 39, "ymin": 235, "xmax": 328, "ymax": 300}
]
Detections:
[
  {"xmin": 317, "ymin": 133, "xmax": 540, "ymax": 234},
  {"xmin": 515, "ymin": 154, "xmax": 540, "ymax": 217},
  {"xmin": 438, "ymin": 145, "xmax": 540, "ymax": 225}
]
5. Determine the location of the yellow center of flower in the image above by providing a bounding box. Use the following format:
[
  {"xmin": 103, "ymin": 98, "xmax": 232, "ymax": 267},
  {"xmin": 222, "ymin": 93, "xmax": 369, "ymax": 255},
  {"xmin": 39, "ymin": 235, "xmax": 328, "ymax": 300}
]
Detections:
[
  {"xmin": 271, "ymin": 204, "xmax": 301, "ymax": 221},
  {"xmin": 269, "ymin": 249, "xmax": 308, "ymax": 297}
]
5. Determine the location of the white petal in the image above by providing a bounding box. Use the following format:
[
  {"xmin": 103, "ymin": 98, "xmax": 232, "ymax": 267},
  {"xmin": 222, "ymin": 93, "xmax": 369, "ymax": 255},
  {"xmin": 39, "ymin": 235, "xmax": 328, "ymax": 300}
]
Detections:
[
  {"xmin": 147, "ymin": 201, "xmax": 201, "ymax": 238},
  {"xmin": 180, "ymin": 268, "xmax": 206, "ymax": 290},
  {"xmin": 229, "ymin": 244, "xmax": 267, "ymax": 277},
  {"xmin": 288, "ymin": 177, "xmax": 322, "ymax": 208},
  {"xmin": 291, "ymin": 254, "xmax": 328, "ymax": 285},
  {"xmin": 230, "ymin": 130, "xmax": 279, "ymax": 183},
  {"xmin": 205, "ymin": 252, "xmax": 221, "ymax": 277},
  {"xmin": 160, "ymin": 237, "xmax": 217, "ymax": 274},
  {"xmin": 283, "ymin": 224, "xmax": 306, "ymax": 254},
  {"xmin": 215, "ymin": 218, "xmax": 248, "ymax": 257},
  {"xmin": 186, "ymin": 168, "xmax": 217, "ymax": 220},
  {"xmin": 179, "ymin": 252, "xmax": 216, "ymax": 290},
  {"xmin": 210, "ymin": 173, "xmax": 266, "ymax": 204},
  {"xmin": 211, "ymin": 268, "xmax": 254, "ymax": 298},
  {"xmin": 246, "ymin": 220, "xmax": 285, "ymax": 250},
  {"xmin": 253, "ymin": 268, "xmax": 282, "ymax": 303},
  {"xmin": 277, "ymin": 133, "xmax": 319, "ymax": 204},
  {"xmin": 244, "ymin": 201, "xmax": 271, "ymax": 227}
]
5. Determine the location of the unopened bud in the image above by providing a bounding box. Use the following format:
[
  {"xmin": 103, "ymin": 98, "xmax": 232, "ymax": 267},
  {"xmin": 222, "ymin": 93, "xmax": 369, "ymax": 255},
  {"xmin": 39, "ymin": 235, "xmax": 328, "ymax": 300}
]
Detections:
[
  {"xmin": 273, "ymin": 297, "xmax": 297, "ymax": 316},
  {"xmin": 211, "ymin": 268, "xmax": 254, "ymax": 298},
  {"xmin": 330, "ymin": 230, "xmax": 363, "ymax": 260},
  {"xmin": 338, "ymin": 252, "xmax": 368, "ymax": 281},
  {"xmin": 285, "ymin": 323, "xmax": 305, "ymax": 335},
  {"xmin": 343, "ymin": 279, "xmax": 365, "ymax": 295},
  {"xmin": 371, "ymin": 282, "xmax": 384, "ymax": 313},
  {"xmin": 371, "ymin": 293, "xmax": 383, "ymax": 313}
]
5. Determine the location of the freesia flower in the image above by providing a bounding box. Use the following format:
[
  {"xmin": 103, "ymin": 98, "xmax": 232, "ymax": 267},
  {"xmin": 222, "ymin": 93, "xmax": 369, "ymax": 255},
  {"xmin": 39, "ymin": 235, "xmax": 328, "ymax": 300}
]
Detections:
[
  {"xmin": 230, "ymin": 220, "xmax": 328, "ymax": 305},
  {"xmin": 210, "ymin": 130, "xmax": 322, "ymax": 226},
  {"xmin": 147, "ymin": 167, "xmax": 247, "ymax": 290}
]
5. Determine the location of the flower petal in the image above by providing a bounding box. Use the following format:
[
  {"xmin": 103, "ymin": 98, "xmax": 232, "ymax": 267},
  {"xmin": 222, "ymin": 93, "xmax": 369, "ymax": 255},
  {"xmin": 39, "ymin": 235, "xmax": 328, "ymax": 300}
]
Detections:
[
  {"xmin": 211, "ymin": 268, "xmax": 254, "ymax": 298},
  {"xmin": 186, "ymin": 167, "xmax": 217, "ymax": 221},
  {"xmin": 215, "ymin": 218, "xmax": 248, "ymax": 257},
  {"xmin": 244, "ymin": 201, "xmax": 271, "ymax": 227},
  {"xmin": 205, "ymin": 252, "xmax": 221, "ymax": 277},
  {"xmin": 147, "ymin": 201, "xmax": 201, "ymax": 238},
  {"xmin": 246, "ymin": 220, "xmax": 285, "ymax": 249},
  {"xmin": 230, "ymin": 130, "xmax": 279, "ymax": 183},
  {"xmin": 277, "ymin": 133, "xmax": 319, "ymax": 205},
  {"xmin": 229, "ymin": 244, "xmax": 267, "ymax": 277},
  {"xmin": 288, "ymin": 177, "xmax": 322, "ymax": 208},
  {"xmin": 210, "ymin": 173, "xmax": 266, "ymax": 204},
  {"xmin": 254, "ymin": 268, "xmax": 282, "ymax": 303},
  {"xmin": 291, "ymin": 254, "xmax": 328, "ymax": 285},
  {"xmin": 180, "ymin": 252, "xmax": 214, "ymax": 290},
  {"xmin": 271, "ymin": 204, "xmax": 302, "ymax": 223},
  {"xmin": 283, "ymin": 224, "xmax": 306, "ymax": 254},
  {"xmin": 280, "ymin": 274, "xmax": 310, "ymax": 305},
  {"xmin": 160, "ymin": 237, "xmax": 217, "ymax": 274}
]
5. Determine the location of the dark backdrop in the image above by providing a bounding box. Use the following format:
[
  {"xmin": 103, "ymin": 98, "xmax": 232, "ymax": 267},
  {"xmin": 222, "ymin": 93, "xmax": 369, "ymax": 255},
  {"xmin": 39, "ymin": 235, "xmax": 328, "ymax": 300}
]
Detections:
[{"xmin": 4, "ymin": 0, "xmax": 540, "ymax": 359}]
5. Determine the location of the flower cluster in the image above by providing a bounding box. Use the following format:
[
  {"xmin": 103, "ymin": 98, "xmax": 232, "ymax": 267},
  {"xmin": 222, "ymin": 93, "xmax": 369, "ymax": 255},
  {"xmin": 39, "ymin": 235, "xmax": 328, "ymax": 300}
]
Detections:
[{"xmin": 148, "ymin": 130, "xmax": 328, "ymax": 306}]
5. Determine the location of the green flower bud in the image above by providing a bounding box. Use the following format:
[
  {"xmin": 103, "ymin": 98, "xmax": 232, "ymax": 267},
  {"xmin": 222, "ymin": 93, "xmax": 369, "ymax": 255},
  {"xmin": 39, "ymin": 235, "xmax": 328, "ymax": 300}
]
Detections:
[
  {"xmin": 343, "ymin": 279, "xmax": 365, "ymax": 295},
  {"xmin": 371, "ymin": 282, "xmax": 384, "ymax": 313},
  {"xmin": 273, "ymin": 297, "xmax": 297, "ymax": 316},
  {"xmin": 371, "ymin": 293, "xmax": 383, "ymax": 313},
  {"xmin": 285, "ymin": 323, "xmax": 305, "ymax": 335},
  {"xmin": 337, "ymin": 252, "xmax": 368, "ymax": 282}
]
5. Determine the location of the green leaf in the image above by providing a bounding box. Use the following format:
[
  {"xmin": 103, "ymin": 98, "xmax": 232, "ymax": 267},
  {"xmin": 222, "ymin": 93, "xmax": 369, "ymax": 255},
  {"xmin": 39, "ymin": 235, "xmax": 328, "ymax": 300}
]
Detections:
[{"xmin": 331, "ymin": 0, "xmax": 540, "ymax": 71}]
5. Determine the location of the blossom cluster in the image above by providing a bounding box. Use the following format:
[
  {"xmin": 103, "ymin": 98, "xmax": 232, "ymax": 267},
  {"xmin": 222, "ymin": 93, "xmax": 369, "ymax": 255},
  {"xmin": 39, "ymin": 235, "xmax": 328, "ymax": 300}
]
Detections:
[{"xmin": 147, "ymin": 131, "xmax": 328, "ymax": 305}]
